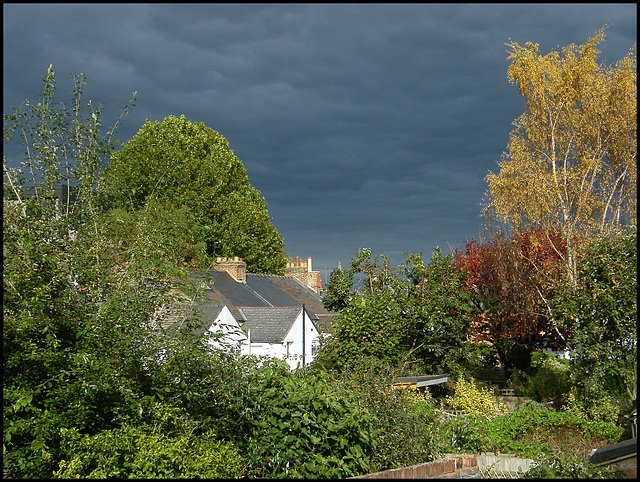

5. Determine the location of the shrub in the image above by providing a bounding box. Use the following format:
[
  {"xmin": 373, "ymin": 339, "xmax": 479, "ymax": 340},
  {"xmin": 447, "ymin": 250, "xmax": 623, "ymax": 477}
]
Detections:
[
  {"xmin": 522, "ymin": 351, "xmax": 571, "ymax": 408},
  {"xmin": 54, "ymin": 403, "xmax": 246, "ymax": 478},
  {"xmin": 403, "ymin": 387, "xmax": 437, "ymax": 420},
  {"xmin": 563, "ymin": 386, "xmax": 621, "ymax": 424},
  {"xmin": 445, "ymin": 377, "xmax": 505, "ymax": 417},
  {"xmin": 438, "ymin": 415, "xmax": 486, "ymax": 454},
  {"xmin": 523, "ymin": 454, "xmax": 627, "ymax": 479},
  {"xmin": 244, "ymin": 361, "xmax": 373, "ymax": 479},
  {"xmin": 327, "ymin": 361, "xmax": 443, "ymax": 474}
]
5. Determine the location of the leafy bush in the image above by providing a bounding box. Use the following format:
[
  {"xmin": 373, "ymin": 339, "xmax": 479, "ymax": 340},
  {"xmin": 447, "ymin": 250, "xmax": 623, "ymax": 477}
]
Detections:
[
  {"xmin": 328, "ymin": 361, "xmax": 443, "ymax": 473},
  {"xmin": 243, "ymin": 361, "xmax": 373, "ymax": 479},
  {"xmin": 54, "ymin": 403, "xmax": 245, "ymax": 478},
  {"xmin": 445, "ymin": 377, "xmax": 505, "ymax": 416},
  {"xmin": 523, "ymin": 454, "xmax": 627, "ymax": 479}
]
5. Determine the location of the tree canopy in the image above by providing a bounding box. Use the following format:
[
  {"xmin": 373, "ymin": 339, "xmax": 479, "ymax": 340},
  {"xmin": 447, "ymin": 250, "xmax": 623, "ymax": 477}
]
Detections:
[
  {"xmin": 484, "ymin": 27, "xmax": 637, "ymax": 284},
  {"xmin": 319, "ymin": 248, "xmax": 478, "ymax": 378},
  {"xmin": 552, "ymin": 227, "xmax": 637, "ymax": 401},
  {"xmin": 102, "ymin": 115, "xmax": 288, "ymax": 274},
  {"xmin": 454, "ymin": 228, "xmax": 569, "ymax": 373}
]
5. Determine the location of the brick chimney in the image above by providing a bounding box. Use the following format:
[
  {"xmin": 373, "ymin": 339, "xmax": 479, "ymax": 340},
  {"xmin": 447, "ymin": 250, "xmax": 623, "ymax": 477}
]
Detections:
[
  {"xmin": 284, "ymin": 256, "xmax": 322, "ymax": 294},
  {"xmin": 212, "ymin": 256, "xmax": 246, "ymax": 283}
]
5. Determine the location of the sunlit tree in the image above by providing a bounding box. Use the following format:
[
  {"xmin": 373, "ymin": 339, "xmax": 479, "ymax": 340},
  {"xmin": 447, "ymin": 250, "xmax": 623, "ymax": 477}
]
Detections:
[
  {"xmin": 102, "ymin": 115, "xmax": 288, "ymax": 274},
  {"xmin": 454, "ymin": 228, "xmax": 569, "ymax": 373},
  {"xmin": 484, "ymin": 27, "xmax": 636, "ymax": 285}
]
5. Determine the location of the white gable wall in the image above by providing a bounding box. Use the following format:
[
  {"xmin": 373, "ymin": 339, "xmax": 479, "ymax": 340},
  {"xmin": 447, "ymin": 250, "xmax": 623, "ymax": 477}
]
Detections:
[
  {"xmin": 206, "ymin": 305, "xmax": 248, "ymax": 354},
  {"xmin": 242, "ymin": 308, "xmax": 321, "ymax": 370},
  {"xmin": 206, "ymin": 306, "xmax": 321, "ymax": 371},
  {"xmin": 279, "ymin": 308, "xmax": 321, "ymax": 370}
]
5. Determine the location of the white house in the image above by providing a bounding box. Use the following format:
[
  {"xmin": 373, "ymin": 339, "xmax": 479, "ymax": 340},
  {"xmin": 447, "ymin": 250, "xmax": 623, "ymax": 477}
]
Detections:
[
  {"xmin": 239, "ymin": 306, "xmax": 321, "ymax": 370},
  {"xmin": 203, "ymin": 305, "xmax": 322, "ymax": 370},
  {"xmin": 186, "ymin": 258, "xmax": 335, "ymax": 370}
]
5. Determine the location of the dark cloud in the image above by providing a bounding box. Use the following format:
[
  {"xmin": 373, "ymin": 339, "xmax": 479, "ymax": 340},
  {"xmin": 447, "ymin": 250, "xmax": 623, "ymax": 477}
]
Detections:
[{"xmin": 3, "ymin": 3, "xmax": 636, "ymax": 284}]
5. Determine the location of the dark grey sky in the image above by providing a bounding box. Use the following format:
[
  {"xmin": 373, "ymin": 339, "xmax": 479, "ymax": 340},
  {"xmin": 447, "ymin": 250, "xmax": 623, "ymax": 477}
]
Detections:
[{"xmin": 3, "ymin": 4, "xmax": 637, "ymax": 285}]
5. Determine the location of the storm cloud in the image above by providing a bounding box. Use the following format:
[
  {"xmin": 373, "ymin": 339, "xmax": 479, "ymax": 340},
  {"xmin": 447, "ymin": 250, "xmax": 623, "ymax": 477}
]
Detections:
[{"xmin": 3, "ymin": 3, "xmax": 636, "ymax": 284}]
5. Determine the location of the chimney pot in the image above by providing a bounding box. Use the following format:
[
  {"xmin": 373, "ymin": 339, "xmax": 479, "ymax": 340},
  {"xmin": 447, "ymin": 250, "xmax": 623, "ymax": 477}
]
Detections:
[{"xmin": 212, "ymin": 256, "xmax": 246, "ymax": 283}]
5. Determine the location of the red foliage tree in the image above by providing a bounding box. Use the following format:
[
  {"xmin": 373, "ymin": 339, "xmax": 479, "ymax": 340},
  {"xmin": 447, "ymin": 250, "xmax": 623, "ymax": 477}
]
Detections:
[{"xmin": 454, "ymin": 228, "xmax": 569, "ymax": 373}]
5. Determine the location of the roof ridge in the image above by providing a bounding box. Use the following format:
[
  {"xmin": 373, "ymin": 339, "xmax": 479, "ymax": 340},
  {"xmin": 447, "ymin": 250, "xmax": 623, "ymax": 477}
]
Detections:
[
  {"xmin": 247, "ymin": 272, "xmax": 287, "ymax": 279},
  {"xmin": 238, "ymin": 306, "xmax": 301, "ymax": 309}
]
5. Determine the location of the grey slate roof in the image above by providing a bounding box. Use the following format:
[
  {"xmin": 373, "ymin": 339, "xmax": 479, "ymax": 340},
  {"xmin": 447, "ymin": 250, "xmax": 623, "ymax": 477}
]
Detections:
[
  {"xmin": 265, "ymin": 276, "xmax": 327, "ymax": 318},
  {"xmin": 245, "ymin": 274, "xmax": 300, "ymax": 307},
  {"xmin": 179, "ymin": 269, "xmax": 338, "ymax": 341},
  {"xmin": 202, "ymin": 270, "xmax": 271, "ymax": 307},
  {"xmin": 196, "ymin": 270, "xmax": 336, "ymax": 328},
  {"xmin": 239, "ymin": 306, "xmax": 303, "ymax": 343}
]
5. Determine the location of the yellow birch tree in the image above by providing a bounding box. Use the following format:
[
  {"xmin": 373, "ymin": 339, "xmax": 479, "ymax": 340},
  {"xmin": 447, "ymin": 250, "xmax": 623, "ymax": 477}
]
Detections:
[{"xmin": 484, "ymin": 27, "xmax": 636, "ymax": 285}]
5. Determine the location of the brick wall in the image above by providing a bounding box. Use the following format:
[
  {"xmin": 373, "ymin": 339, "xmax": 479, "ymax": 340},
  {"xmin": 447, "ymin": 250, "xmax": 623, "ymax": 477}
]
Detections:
[
  {"xmin": 212, "ymin": 257, "xmax": 246, "ymax": 283},
  {"xmin": 350, "ymin": 454, "xmax": 478, "ymax": 479},
  {"xmin": 284, "ymin": 256, "xmax": 322, "ymax": 293}
]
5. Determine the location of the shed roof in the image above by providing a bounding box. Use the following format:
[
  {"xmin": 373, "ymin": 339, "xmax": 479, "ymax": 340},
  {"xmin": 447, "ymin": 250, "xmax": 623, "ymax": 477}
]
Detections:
[
  {"xmin": 393, "ymin": 375, "xmax": 450, "ymax": 389},
  {"xmin": 589, "ymin": 438, "xmax": 637, "ymax": 466}
]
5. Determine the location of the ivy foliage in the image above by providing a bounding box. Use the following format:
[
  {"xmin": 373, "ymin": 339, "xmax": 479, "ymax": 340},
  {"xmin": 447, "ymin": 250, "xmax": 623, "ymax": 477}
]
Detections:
[
  {"xmin": 523, "ymin": 454, "xmax": 627, "ymax": 479},
  {"xmin": 102, "ymin": 114, "xmax": 288, "ymax": 274},
  {"xmin": 439, "ymin": 403, "xmax": 624, "ymax": 459}
]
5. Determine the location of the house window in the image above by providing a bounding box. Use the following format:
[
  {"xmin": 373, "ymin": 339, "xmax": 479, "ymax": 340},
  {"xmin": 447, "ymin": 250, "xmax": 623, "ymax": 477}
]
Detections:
[{"xmin": 286, "ymin": 341, "xmax": 293, "ymax": 358}]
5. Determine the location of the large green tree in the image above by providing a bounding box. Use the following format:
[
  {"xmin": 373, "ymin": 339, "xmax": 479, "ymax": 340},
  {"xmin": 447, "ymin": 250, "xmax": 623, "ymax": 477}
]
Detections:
[
  {"xmin": 399, "ymin": 249, "xmax": 477, "ymax": 376},
  {"xmin": 102, "ymin": 115, "xmax": 288, "ymax": 274},
  {"xmin": 3, "ymin": 67, "xmax": 238, "ymax": 478}
]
